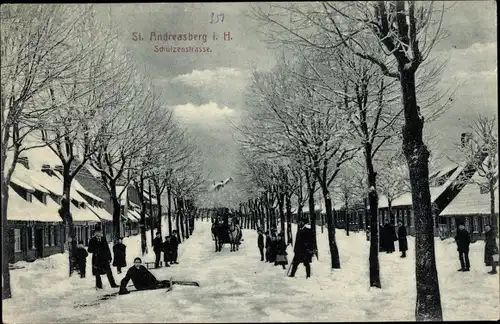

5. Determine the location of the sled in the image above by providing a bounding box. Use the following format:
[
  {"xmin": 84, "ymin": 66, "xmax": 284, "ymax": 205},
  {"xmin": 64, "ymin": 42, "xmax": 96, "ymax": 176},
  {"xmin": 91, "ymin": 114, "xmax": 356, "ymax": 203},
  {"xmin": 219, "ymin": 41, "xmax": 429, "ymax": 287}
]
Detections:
[{"xmin": 145, "ymin": 261, "xmax": 163, "ymax": 269}]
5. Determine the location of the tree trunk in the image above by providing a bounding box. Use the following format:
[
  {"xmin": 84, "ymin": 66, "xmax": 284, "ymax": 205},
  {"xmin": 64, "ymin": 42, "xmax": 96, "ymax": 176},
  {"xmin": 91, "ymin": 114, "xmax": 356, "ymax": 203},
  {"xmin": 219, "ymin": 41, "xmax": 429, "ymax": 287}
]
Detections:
[
  {"xmin": 184, "ymin": 198, "xmax": 190, "ymax": 239},
  {"xmin": 1, "ymin": 178, "xmax": 12, "ymax": 299},
  {"xmin": 307, "ymin": 186, "xmax": 318, "ymax": 252},
  {"xmin": 345, "ymin": 198, "xmax": 350, "ymax": 236},
  {"xmin": 109, "ymin": 181, "xmax": 121, "ymax": 240},
  {"xmin": 61, "ymin": 166, "xmax": 76, "ymax": 277},
  {"xmin": 489, "ymin": 179, "xmax": 498, "ymax": 236},
  {"xmin": 323, "ymin": 190, "xmax": 340, "ymax": 268},
  {"xmin": 365, "ymin": 145, "xmax": 381, "ymax": 288},
  {"xmin": 177, "ymin": 198, "xmax": 184, "ymax": 240},
  {"xmin": 278, "ymin": 192, "xmax": 285, "ymax": 235},
  {"xmin": 285, "ymin": 195, "xmax": 293, "ymax": 245},
  {"xmin": 387, "ymin": 200, "xmax": 392, "ymax": 225},
  {"xmin": 137, "ymin": 179, "xmax": 147, "ymax": 256},
  {"xmin": 400, "ymin": 69, "xmax": 442, "ymax": 321},
  {"xmin": 155, "ymin": 189, "xmax": 162, "ymax": 238},
  {"xmin": 167, "ymin": 186, "xmax": 173, "ymax": 236},
  {"xmin": 148, "ymin": 181, "xmax": 154, "ymax": 245}
]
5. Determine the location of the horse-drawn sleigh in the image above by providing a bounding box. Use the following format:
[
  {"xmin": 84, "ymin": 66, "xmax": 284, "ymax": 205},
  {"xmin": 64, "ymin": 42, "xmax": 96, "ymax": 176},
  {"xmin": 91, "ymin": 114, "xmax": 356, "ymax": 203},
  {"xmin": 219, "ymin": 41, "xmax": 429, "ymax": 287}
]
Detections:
[{"xmin": 211, "ymin": 216, "xmax": 242, "ymax": 252}]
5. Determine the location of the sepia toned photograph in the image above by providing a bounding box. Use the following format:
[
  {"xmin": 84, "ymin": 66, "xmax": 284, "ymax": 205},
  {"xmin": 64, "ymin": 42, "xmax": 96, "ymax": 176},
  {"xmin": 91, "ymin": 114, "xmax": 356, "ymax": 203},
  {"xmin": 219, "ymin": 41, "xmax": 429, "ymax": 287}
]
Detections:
[{"xmin": 1, "ymin": 2, "xmax": 498, "ymax": 322}]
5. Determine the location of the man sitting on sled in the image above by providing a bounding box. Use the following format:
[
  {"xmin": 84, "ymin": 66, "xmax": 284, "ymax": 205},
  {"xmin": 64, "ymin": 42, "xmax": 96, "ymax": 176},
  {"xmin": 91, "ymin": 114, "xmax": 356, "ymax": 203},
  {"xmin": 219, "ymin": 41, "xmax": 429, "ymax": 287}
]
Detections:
[{"xmin": 118, "ymin": 257, "xmax": 171, "ymax": 295}]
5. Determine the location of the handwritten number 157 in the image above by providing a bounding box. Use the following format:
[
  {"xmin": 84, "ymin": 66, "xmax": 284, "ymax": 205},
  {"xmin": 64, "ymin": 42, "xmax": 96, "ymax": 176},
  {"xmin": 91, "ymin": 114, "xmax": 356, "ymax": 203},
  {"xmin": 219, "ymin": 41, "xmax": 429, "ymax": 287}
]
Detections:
[{"xmin": 210, "ymin": 13, "xmax": 224, "ymax": 24}]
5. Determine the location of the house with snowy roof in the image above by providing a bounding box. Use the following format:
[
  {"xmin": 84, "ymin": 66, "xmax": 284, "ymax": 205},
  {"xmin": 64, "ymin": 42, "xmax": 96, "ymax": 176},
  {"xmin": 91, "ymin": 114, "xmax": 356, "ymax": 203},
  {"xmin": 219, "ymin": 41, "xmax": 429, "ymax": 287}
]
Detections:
[
  {"xmin": 439, "ymin": 155, "xmax": 498, "ymax": 240},
  {"xmin": 5, "ymin": 143, "xmax": 117, "ymax": 263}
]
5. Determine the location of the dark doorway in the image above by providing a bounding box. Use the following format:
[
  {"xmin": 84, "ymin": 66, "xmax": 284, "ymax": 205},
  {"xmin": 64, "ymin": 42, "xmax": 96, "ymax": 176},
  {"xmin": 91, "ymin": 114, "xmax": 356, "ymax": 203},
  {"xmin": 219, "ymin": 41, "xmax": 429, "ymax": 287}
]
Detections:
[{"xmin": 35, "ymin": 228, "xmax": 44, "ymax": 258}]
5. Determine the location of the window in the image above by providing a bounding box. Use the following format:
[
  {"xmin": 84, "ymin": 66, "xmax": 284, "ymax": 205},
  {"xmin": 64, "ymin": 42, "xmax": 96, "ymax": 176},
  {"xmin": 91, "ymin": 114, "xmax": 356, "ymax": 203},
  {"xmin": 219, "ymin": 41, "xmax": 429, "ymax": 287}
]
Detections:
[
  {"xmin": 44, "ymin": 227, "xmax": 49, "ymax": 247},
  {"xmin": 26, "ymin": 192, "xmax": 33, "ymax": 202},
  {"xmin": 14, "ymin": 229, "xmax": 21, "ymax": 252},
  {"xmin": 54, "ymin": 226, "xmax": 59, "ymax": 246},
  {"xmin": 473, "ymin": 217, "xmax": 479, "ymax": 233},
  {"xmin": 450, "ymin": 217, "xmax": 456, "ymax": 231}
]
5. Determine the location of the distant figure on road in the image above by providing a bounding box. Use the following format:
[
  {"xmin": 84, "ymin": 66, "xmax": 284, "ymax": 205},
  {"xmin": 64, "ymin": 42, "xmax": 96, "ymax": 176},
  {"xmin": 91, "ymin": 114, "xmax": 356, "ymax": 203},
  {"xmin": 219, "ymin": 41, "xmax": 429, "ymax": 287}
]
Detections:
[
  {"xmin": 75, "ymin": 241, "xmax": 88, "ymax": 278},
  {"xmin": 112, "ymin": 237, "xmax": 127, "ymax": 274},
  {"xmin": 288, "ymin": 218, "xmax": 316, "ymax": 278},
  {"xmin": 88, "ymin": 227, "xmax": 119, "ymax": 289},
  {"xmin": 455, "ymin": 223, "xmax": 471, "ymax": 272},
  {"xmin": 153, "ymin": 232, "xmax": 163, "ymax": 268},
  {"xmin": 265, "ymin": 231, "xmax": 271, "ymax": 262},
  {"xmin": 484, "ymin": 224, "xmax": 498, "ymax": 275},
  {"xmin": 257, "ymin": 228, "xmax": 265, "ymax": 261},
  {"xmin": 397, "ymin": 220, "xmax": 408, "ymax": 258},
  {"xmin": 118, "ymin": 257, "xmax": 171, "ymax": 295},
  {"xmin": 269, "ymin": 228, "xmax": 278, "ymax": 263}
]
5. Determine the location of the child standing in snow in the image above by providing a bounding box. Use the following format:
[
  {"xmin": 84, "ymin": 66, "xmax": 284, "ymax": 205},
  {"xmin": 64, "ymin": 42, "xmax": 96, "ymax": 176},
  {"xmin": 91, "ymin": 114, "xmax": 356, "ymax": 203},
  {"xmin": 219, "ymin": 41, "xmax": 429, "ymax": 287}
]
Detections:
[
  {"xmin": 75, "ymin": 241, "xmax": 89, "ymax": 278},
  {"xmin": 274, "ymin": 232, "xmax": 288, "ymax": 269},
  {"xmin": 112, "ymin": 237, "xmax": 127, "ymax": 274}
]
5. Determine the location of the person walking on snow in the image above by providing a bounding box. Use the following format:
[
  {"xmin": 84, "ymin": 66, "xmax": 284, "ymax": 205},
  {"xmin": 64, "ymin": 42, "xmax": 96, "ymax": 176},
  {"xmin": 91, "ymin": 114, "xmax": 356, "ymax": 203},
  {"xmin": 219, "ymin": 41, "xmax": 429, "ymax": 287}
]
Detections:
[
  {"xmin": 153, "ymin": 232, "xmax": 163, "ymax": 268},
  {"xmin": 87, "ymin": 227, "xmax": 119, "ymax": 289},
  {"xmin": 75, "ymin": 241, "xmax": 88, "ymax": 278},
  {"xmin": 170, "ymin": 230, "xmax": 180, "ymax": 264},
  {"xmin": 455, "ymin": 223, "xmax": 471, "ymax": 272},
  {"xmin": 269, "ymin": 228, "xmax": 278, "ymax": 263},
  {"xmin": 257, "ymin": 228, "xmax": 265, "ymax": 261},
  {"xmin": 288, "ymin": 218, "xmax": 316, "ymax": 278},
  {"xmin": 397, "ymin": 220, "xmax": 408, "ymax": 258},
  {"xmin": 274, "ymin": 232, "xmax": 288, "ymax": 269},
  {"xmin": 112, "ymin": 237, "xmax": 127, "ymax": 274},
  {"xmin": 484, "ymin": 224, "xmax": 498, "ymax": 275},
  {"xmin": 118, "ymin": 257, "xmax": 171, "ymax": 295}
]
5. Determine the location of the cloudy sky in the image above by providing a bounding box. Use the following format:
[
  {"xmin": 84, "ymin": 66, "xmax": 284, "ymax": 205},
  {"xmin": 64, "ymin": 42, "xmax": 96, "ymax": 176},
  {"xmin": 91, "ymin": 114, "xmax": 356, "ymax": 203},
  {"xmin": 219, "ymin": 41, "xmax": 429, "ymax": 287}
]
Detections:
[{"xmin": 96, "ymin": 1, "xmax": 497, "ymax": 181}]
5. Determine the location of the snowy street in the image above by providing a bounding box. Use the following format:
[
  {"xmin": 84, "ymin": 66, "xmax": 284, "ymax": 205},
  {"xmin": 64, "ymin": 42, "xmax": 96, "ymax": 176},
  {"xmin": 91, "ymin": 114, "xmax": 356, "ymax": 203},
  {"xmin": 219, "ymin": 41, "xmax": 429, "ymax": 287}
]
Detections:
[{"xmin": 3, "ymin": 219, "xmax": 498, "ymax": 323}]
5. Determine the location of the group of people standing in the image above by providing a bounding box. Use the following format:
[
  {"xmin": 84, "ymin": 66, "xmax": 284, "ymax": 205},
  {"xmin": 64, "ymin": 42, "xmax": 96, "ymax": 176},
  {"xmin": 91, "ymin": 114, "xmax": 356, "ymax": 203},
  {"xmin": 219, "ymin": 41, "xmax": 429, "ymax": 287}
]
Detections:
[
  {"xmin": 454, "ymin": 223, "xmax": 498, "ymax": 274},
  {"xmin": 257, "ymin": 227, "xmax": 288, "ymax": 269},
  {"xmin": 257, "ymin": 218, "xmax": 317, "ymax": 278},
  {"xmin": 152, "ymin": 231, "xmax": 181, "ymax": 268},
  {"xmin": 73, "ymin": 226, "xmax": 182, "ymax": 290}
]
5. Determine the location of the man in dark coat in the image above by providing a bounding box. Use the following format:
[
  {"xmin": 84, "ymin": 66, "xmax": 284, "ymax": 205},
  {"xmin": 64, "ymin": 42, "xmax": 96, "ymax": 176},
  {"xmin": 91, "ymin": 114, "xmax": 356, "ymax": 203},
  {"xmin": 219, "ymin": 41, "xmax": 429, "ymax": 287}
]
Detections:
[
  {"xmin": 87, "ymin": 227, "xmax": 119, "ymax": 289},
  {"xmin": 112, "ymin": 237, "xmax": 127, "ymax": 274},
  {"xmin": 379, "ymin": 224, "xmax": 385, "ymax": 252},
  {"xmin": 257, "ymin": 228, "xmax": 265, "ymax": 261},
  {"xmin": 265, "ymin": 231, "xmax": 272, "ymax": 262},
  {"xmin": 118, "ymin": 257, "xmax": 171, "ymax": 295},
  {"xmin": 152, "ymin": 232, "xmax": 163, "ymax": 268},
  {"xmin": 382, "ymin": 219, "xmax": 397, "ymax": 253},
  {"xmin": 397, "ymin": 220, "xmax": 408, "ymax": 258},
  {"xmin": 484, "ymin": 224, "xmax": 498, "ymax": 274},
  {"xmin": 269, "ymin": 228, "xmax": 278, "ymax": 263},
  {"xmin": 289, "ymin": 218, "xmax": 316, "ymax": 278},
  {"xmin": 455, "ymin": 223, "xmax": 471, "ymax": 271},
  {"xmin": 163, "ymin": 236, "xmax": 172, "ymax": 267},
  {"xmin": 75, "ymin": 241, "xmax": 88, "ymax": 278},
  {"xmin": 169, "ymin": 230, "xmax": 180, "ymax": 264}
]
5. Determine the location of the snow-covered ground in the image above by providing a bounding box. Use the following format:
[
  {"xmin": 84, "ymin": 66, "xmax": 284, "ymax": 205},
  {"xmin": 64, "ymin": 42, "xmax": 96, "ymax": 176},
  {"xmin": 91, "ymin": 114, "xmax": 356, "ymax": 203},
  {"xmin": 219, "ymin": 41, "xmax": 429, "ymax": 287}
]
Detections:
[{"xmin": 3, "ymin": 220, "xmax": 499, "ymax": 322}]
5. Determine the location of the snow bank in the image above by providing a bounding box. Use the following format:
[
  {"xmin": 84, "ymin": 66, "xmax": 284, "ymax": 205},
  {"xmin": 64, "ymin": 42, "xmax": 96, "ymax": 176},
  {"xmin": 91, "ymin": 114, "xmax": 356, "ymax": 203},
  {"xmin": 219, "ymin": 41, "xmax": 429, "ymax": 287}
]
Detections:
[{"xmin": 3, "ymin": 220, "xmax": 498, "ymax": 323}]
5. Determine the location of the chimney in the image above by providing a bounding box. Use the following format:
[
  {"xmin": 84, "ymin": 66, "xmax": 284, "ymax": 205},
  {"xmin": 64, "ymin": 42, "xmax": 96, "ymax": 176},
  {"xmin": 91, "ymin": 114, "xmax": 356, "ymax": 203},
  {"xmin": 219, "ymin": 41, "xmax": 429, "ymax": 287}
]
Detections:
[{"xmin": 18, "ymin": 156, "xmax": 29, "ymax": 169}]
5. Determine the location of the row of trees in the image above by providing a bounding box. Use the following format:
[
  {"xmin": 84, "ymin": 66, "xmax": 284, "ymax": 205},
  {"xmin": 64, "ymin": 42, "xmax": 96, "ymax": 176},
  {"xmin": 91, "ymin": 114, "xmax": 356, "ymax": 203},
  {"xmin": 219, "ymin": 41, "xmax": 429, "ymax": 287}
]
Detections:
[
  {"xmin": 235, "ymin": 1, "xmax": 456, "ymax": 321},
  {"xmin": 1, "ymin": 4, "xmax": 205, "ymax": 299}
]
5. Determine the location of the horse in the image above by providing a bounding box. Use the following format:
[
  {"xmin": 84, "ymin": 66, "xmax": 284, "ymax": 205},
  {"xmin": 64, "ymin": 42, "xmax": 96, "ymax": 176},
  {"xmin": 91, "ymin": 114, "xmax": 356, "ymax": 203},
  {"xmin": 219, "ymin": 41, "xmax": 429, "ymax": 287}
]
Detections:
[
  {"xmin": 212, "ymin": 221, "xmax": 229, "ymax": 252},
  {"xmin": 228, "ymin": 223, "xmax": 242, "ymax": 252}
]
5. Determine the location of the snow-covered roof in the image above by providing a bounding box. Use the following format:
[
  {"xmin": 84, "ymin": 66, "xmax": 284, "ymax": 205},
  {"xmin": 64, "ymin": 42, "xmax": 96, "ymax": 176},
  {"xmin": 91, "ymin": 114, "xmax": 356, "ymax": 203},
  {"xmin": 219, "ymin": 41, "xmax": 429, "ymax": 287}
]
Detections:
[
  {"xmin": 440, "ymin": 168, "xmax": 499, "ymax": 216},
  {"xmin": 377, "ymin": 165, "xmax": 465, "ymax": 209},
  {"xmin": 303, "ymin": 204, "xmax": 323, "ymax": 213},
  {"xmin": 127, "ymin": 209, "xmax": 141, "ymax": 222},
  {"xmin": 73, "ymin": 179, "xmax": 104, "ymax": 203},
  {"xmin": 89, "ymin": 205, "xmax": 113, "ymax": 222},
  {"xmin": 143, "ymin": 191, "xmax": 157, "ymax": 205},
  {"xmin": 435, "ymin": 163, "xmax": 459, "ymax": 179},
  {"xmin": 11, "ymin": 164, "xmax": 48, "ymax": 194},
  {"xmin": 7, "ymin": 189, "xmax": 62, "ymax": 223},
  {"xmin": 71, "ymin": 204, "xmax": 101, "ymax": 222}
]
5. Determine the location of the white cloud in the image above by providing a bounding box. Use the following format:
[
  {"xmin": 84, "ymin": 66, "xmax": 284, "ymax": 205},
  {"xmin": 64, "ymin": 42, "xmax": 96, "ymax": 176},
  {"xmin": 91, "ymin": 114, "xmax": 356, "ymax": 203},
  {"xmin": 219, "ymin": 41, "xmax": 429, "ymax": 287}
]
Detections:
[
  {"xmin": 172, "ymin": 101, "xmax": 235, "ymax": 126},
  {"xmin": 170, "ymin": 67, "xmax": 250, "ymax": 88}
]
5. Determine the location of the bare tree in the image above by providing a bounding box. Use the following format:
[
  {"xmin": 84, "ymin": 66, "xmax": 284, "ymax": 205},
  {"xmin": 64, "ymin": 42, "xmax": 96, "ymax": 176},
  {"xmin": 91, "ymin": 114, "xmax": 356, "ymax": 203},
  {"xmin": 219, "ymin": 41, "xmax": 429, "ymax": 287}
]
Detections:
[
  {"xmin": 1, "ymin": 4, "xmax": 91, "ymax": 299},
  {"xmin": 450, "ymin": 115, "xmax": 498, "ymax": 234}
]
